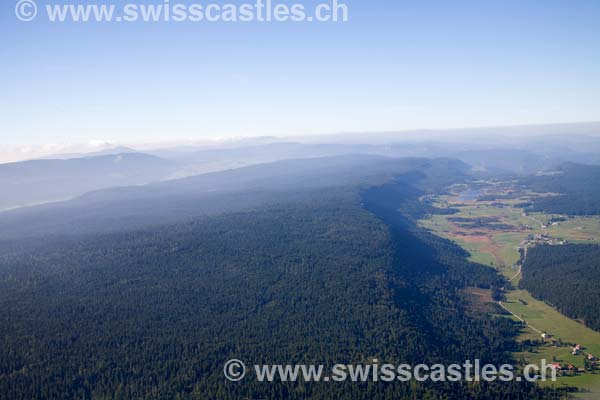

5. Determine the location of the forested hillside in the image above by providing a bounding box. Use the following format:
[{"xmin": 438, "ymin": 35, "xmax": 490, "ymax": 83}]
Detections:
[
  {"xmin": 0, "ymin": 176, "xmax": 561, "ymax": 398},
  {"xmin": 521, "ymin": 163, "xmax": 600, "ymax": 215},
  {"xmin": 520, "ymin": 244, "xmax": 600, "ymax": 332}
]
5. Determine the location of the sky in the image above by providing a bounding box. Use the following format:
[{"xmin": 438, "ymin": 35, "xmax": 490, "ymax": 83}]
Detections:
[{"xmin": 1, "ymin": 0, "xmax": 600, "ymax": 158}]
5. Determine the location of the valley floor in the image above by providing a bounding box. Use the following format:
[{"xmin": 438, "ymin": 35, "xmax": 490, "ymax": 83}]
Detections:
[{"xmin": 419, "ymin": 182, "xmax": 600, "ymax": 397}]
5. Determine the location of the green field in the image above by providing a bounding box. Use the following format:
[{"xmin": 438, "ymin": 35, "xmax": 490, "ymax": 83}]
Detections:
[
  {"xmin": 419, "ymin": 183, "xmax": 600, "ymax": 396},
  {"xmin": 543, "ymin": 374, "xmax": 600, "ymax": 400},
  {"xmin": 505, "ymin": 290, "xmax": 600, "ymax": 355}
]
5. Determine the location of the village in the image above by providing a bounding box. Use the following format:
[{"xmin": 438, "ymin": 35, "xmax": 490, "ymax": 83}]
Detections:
[
  {"xmin": 520, "ymin": 212, "xmax": 568, "ymax": 246},
  {"xmin": 542, "ymin": 340, "xmax": 600, "ymax": 376}
]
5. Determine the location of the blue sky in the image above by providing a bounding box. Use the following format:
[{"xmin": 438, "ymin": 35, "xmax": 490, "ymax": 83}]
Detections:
[{"xmin": 1, "ymin": 0, "xmax": 600, "ymax": 148}]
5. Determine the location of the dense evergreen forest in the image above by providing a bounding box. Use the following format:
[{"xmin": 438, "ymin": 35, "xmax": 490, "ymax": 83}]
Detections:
[
  {"xmin": 0, "ymin": 172, "xmax": 563, "ymax": 398},
  {"xmin": 520, "ymin": 244, "xmax": 600, "ymax": 332},
  {"xmin": 521, "ymin": 163, "xmax": 600, "ymax": 215}
]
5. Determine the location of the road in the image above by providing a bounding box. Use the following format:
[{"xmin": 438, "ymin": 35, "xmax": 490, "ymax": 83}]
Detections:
[
  {"xmin": 523, "ymin": 213, "xmax": 545, "ymax": 231},
  {"xmin": 497, "ymin": 300, "xmax": 544, "ymax": 335},
  {"xmin": 509, "ymin": 266, "xmax": 522, "ymax": 282}
]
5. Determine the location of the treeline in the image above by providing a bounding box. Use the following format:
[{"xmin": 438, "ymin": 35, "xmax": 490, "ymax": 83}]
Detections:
[
  {"xmin": 521, "ymin": 163, "xmax": 600, "ymax": 215},
  {"xmin": 520, "ymin": 244, "xmax": 600, "ymax": 332}
]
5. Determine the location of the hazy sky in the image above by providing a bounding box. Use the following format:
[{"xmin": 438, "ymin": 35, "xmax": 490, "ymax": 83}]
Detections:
[{"xmin": 2, "ymin": 0, "xmax": 600, "ymax": 149}]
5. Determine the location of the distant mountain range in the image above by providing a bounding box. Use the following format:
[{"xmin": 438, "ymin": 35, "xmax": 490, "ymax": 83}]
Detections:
[
  {"xmin": 0, "ymin": 155, "xmax": 468, "ymax": 240},
  {"xmin": 38, "ymin": 146, "xmax": 138, "ymax": 160},
  {"xmin": 2, "ymin": 124, "xmax": 600, "ymax": 212},
  {"xmin": 0, "ymin": 153, "xmax": 178, "ymax": 211}
]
